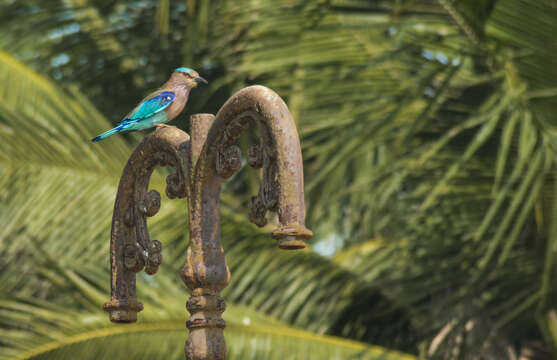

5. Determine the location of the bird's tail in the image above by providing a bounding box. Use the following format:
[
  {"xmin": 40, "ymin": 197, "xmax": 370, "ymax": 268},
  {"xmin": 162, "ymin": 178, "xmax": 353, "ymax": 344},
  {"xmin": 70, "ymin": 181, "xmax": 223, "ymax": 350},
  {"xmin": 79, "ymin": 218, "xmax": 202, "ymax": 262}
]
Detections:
[{"xmin": 91, "ymin": 124, "xmax": 126, "ymax": 142}]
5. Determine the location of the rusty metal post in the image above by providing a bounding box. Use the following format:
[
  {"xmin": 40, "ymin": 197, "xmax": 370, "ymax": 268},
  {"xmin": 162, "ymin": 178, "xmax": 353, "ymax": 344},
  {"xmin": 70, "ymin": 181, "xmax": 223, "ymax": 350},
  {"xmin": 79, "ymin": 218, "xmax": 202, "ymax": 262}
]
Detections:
[
  {"xmin": 103, "ymin": 86, "xmax": 312, "ymax": 359},
  {"xmin": 183, "ymin": 113, "xmax": 229, "ymax": 359}
]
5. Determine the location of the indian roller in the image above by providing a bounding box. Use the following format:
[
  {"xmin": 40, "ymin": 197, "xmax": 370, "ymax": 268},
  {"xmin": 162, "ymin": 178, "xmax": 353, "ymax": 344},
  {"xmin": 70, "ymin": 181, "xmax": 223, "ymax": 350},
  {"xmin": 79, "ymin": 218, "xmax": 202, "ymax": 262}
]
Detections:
[{"xmin": 91, "ymin": 67, "xmax": 207, "ymax": 142}]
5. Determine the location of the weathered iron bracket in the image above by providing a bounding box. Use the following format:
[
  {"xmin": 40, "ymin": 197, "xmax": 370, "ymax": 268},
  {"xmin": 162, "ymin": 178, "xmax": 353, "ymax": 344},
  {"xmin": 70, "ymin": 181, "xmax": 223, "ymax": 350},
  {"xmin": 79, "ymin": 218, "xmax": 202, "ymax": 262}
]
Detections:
[
  {"xmin": 103, "ymin": 85, "xmax": 312, "ymax": 359},
  {"xmin": 103, "ymin": 127, "xmax": 190, "ymax": 323}
]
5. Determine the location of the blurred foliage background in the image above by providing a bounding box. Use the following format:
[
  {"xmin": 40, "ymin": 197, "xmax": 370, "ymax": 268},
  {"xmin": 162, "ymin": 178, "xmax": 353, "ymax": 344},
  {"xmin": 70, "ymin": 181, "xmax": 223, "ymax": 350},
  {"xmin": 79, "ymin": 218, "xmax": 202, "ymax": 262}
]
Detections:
[{"xmin": 1, "ymin": 0, "xmax": 557, "ymax": 359}]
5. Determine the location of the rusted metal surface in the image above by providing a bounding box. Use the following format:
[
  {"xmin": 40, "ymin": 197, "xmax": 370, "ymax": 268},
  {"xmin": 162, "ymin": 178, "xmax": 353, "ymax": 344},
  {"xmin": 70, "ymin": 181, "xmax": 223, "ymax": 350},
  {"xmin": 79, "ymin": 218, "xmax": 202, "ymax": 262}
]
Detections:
[
  {"xmin": 103, "ymin": 126, "xmax": 190, "ymax": 323},
  {"xmin": 104, "ymin": 86, "xmax": 312, "ymax": 359},
  {"xmin": 183, "ymin": 113, "xmax": 228, "ymax": 360}
]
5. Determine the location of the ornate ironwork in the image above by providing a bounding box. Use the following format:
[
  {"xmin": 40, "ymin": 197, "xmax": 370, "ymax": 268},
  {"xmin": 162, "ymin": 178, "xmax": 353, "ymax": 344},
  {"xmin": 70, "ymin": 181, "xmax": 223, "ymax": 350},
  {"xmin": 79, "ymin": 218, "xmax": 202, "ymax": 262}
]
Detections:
[{"xmin": 103, "ymin": 85, "xmax": 312, "ymax": 359}]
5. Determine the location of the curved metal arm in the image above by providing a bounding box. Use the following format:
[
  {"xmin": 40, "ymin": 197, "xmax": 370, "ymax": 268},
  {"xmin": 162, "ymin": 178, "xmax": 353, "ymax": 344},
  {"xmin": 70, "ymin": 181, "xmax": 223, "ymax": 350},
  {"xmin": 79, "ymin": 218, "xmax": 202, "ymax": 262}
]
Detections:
[
  {"xmin": 198, "ymin": 85, "xmax": 312, "ymax": 246},
  {"xmin": 103, "ymin": 126, "xmax": 190, "ymax": 323},
  {"xmin": 183, "ymin": 86, "xmax": 312, "ymax": 360}
]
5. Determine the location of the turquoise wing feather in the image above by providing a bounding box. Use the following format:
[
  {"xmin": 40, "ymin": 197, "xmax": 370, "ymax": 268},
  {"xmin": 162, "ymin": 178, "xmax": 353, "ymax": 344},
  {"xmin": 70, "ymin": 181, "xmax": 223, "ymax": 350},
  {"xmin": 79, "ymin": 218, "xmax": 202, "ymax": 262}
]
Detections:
[
  {"xmin": 91, "ymin": 90, "xmax": 175, "ymax": 142},
  {"xmin": 125, "ymin": 90, "xmax": 175, "ymax": 122}
]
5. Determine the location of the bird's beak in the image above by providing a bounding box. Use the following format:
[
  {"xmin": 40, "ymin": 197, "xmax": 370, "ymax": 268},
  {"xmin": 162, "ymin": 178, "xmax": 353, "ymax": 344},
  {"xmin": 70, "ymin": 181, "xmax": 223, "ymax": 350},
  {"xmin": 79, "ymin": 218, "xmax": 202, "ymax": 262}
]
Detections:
[{"xmin": 194, "ymin": 76, "xmax": 208, "ymax": 85}]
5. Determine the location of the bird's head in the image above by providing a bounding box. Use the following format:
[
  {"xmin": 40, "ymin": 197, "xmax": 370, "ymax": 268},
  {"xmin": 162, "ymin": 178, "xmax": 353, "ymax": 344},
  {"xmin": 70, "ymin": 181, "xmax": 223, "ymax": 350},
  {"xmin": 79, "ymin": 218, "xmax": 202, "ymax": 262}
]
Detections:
[{"xmin": 174, "ymin": 67, "xmax": 208, "ymax": 88}]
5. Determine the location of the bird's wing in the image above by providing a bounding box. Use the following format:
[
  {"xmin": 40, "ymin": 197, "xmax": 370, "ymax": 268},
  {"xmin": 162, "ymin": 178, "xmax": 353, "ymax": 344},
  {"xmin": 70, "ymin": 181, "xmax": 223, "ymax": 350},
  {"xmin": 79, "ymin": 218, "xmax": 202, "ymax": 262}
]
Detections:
[{"xmin": 124, "ymin": 90, "xmax": 176, "ymax": 122}]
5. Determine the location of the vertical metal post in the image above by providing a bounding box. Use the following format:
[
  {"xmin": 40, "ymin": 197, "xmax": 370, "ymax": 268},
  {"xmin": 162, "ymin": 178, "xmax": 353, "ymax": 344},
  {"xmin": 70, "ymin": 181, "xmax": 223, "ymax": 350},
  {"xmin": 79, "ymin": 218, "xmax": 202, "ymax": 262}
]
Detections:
[{"xmin": 183, "ymin": 114, "xmax": 230, "ymax": 360}]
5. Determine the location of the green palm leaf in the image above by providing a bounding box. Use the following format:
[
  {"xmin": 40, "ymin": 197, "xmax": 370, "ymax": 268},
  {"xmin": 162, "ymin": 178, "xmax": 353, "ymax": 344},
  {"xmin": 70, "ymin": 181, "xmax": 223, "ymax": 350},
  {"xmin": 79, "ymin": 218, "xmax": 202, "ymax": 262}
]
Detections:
[{"xmin": 0, "ymin": 292, "xmax": 415, "ymax": 360}]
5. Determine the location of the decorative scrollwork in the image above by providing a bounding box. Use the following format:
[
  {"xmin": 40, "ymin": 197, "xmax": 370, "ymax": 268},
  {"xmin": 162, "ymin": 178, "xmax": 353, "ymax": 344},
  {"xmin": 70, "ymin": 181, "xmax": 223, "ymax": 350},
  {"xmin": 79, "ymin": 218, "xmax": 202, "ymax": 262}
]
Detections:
[
  {"xmin": 166, "ymin": 172, "xmax": 184, "ymax": 199},
  {"xmin": 123, "ymin": 244, "xmax": 145, "ymax": 272},
  {"xmin": 247, "ymin": 143, "xmax": 263, "ymax": 169},
  {"xmin": 104, "ymin": 126, "xmax": 190, "ymax": 324},
  {"xmin": 261, "ymin": 163, "xmax": 279, "ymax": 212},
  {"xmin": 248, "ymin": 194, "xmax": 267, "ymax": 227},
  {"xmin": 140, "ymin": 190, "xmax": 161, "ymax": 217},
  {"xmin": 145, "ymin": 239, "xmax": 163, "ymax": 275},
  {"xmin": 247, "ymin": 158, "xmax": 279, "ymax": 227},
  {"xmin": 216, "ymin": 145, "xmax": 242, "ymax": 179},
  {"xmin": 122, "ymin": 239, "xmax": 162, "ymax": 275}
]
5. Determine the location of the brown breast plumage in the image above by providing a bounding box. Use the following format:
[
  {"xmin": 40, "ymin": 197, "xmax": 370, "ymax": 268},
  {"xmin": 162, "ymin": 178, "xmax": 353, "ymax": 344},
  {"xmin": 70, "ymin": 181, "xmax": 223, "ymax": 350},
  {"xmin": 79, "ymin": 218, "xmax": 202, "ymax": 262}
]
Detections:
[{"xmin": 165, "ymin": 87, "xmax": 190, "ymax": 121}]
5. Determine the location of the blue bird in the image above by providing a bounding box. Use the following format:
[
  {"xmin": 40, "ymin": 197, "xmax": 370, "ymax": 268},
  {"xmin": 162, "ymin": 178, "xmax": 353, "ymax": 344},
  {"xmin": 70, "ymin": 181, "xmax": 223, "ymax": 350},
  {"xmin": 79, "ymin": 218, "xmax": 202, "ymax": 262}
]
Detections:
[{"xmin": 92, "ymin": 67, "xmax": 207, "ymax": 142}]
